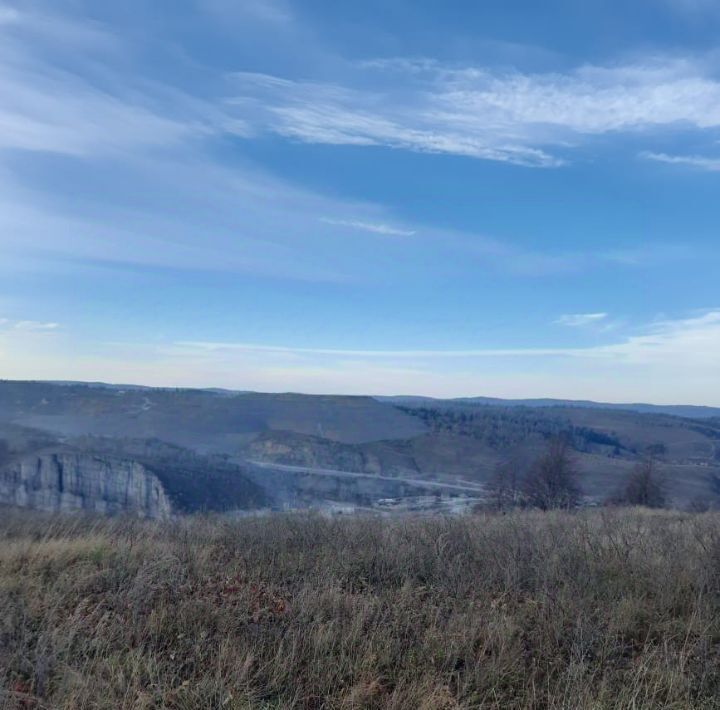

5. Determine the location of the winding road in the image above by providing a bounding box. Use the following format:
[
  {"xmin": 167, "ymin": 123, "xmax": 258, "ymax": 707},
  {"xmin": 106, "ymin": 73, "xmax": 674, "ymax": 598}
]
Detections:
[{"xmin": 247, "ymin": 459, "xmax": 486, "ymax": 495}]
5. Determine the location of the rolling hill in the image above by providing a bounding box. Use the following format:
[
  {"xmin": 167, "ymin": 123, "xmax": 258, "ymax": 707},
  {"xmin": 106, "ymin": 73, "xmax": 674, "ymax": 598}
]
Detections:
[{"xmin": 1, "ymin": 380, "xmax": 719, "ymax": 513}]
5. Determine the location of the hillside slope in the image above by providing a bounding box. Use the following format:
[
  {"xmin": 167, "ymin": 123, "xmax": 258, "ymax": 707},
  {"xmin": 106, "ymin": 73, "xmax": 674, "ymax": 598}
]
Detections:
[
  {"xmin": 2, "ymin": 380, "xmax": 720, "ymax": 510},
  {"xmin": 0, "ymin": 381, "xmax": 425, "ymax": 449}
]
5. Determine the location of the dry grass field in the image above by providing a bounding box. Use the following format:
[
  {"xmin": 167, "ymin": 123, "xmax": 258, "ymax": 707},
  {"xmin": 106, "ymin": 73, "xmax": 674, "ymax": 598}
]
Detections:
[{"xmin": 2, "ymin": 508, "xmax": 720, "ymax": 709}]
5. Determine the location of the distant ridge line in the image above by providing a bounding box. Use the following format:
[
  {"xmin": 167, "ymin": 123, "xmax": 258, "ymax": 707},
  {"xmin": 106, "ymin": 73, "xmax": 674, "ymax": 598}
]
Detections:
[
  {"xmin": 377, "ymin": 395, "xmax": 720, "ymax": 420},
  {"xmin": 1, "ymin": 379, "xmax": 717, "ymax": 420}
]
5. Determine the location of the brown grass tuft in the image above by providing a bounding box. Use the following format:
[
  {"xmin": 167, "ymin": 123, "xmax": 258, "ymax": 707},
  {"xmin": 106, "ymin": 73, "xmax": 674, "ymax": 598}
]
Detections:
[{"xmin": 2, "ymin": 508, "xmax": 720, "ymax": 708}]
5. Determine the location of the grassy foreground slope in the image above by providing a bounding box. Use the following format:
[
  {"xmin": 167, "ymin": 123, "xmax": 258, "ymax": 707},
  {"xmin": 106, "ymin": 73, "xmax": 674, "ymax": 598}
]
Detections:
[{"xmin": 3, "ymin": 510, "xmax": 720, "ymax": 709}]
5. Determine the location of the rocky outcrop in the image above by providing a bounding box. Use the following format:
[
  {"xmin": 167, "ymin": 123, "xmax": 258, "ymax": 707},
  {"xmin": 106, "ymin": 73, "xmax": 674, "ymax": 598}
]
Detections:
[
  {"xmin": 243, "ymin": 430, "xmax": 429, "ymax": 477},
  {"xmin": 244, "ymin": 431, "xmax": 385, "ymax": 474},
  {"xmin": 0, "ymin": 452, "xmax": 172, "ymax": 518}
]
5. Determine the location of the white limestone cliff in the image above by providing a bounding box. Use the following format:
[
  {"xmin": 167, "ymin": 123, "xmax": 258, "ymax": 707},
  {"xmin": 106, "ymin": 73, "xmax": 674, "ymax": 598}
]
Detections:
[{"xmin": 0, "ymin": 453, "xmax": 172, "ymax": 518}]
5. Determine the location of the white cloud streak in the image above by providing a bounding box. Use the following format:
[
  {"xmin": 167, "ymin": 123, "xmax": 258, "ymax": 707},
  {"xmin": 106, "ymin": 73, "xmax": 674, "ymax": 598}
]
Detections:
[
  {"xmin": 555, "ymin": 312, "xmax": 608, "ymax": 327},
  {"xmin": 320, "ymin": 218, "xmax": 416, "ymax": 236},
  {"xmin": 2, "ymin": 311, "xmax": 719, "ymax": 403},
  {"xmin": 641, "ymin": 151, "xmax": 720, "ymax": 171},
  {"xmin": 201, "ymin": 0, "xmax": 293, "ymax": 25},
  {"xmin": 174, "ymin": 341, "xmax": 576, "ymax": 358},
  {"xmin": 0, "ymin": 6, "xmax": 592, "ymax": 281},
  {"xmin": 13, "ymin": 320, "xmax": 60, "ymax": 331},
  {"xmin": 0, "ymin": 5, "xmax": 703, "ymax": 283},
  {"xmin": 0, "ymin": 4, "xmax": 233, "ymax": 159},
  {"xmin": 228, "ymin": 57, "xmax": 720, "ymax": 166},
  {"xmin": 174, "ymin": 310, "xmax": 720, "ymax": 369},
  {"xmin": 598, "ymin": 310, "xmax": 720, "ymax": 368}
]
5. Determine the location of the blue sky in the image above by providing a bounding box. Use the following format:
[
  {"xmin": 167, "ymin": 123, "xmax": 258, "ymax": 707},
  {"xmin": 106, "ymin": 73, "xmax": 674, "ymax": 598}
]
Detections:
[{"xmin": 1, "ymin": 0, "xmax": 720, "ymax": 403}]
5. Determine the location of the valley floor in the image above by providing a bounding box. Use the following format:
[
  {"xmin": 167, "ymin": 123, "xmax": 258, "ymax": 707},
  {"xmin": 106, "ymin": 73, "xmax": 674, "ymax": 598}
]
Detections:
[{"xmin": 2, "ymin": 509, "xmax": 720, "ymax": 708}]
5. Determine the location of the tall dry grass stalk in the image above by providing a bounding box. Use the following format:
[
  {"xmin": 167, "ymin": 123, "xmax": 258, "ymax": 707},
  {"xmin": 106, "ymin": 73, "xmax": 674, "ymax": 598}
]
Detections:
[{"xmin": 2, "ymin": 507, "xmax": 720, "ymax": 708}]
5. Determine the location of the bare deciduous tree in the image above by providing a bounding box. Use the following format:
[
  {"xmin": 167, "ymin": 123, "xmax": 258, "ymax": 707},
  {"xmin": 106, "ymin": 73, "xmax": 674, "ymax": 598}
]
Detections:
[
  {"xmin": 487, "ymin": 456, "xmax": 526, "ymax": 511},
  {"xmin": 619, "ymin": 458, "xmax": 666, "ymax": 508},
  {"xmin": 522, "ymin": 437, "xmax": 582, "ymax": 510}
]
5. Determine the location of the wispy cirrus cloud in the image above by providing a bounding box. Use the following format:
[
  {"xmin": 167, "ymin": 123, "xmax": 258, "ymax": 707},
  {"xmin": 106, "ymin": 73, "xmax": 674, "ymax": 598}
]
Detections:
[
  {"xmin": 0, "ymin": 5, "xmax": 399, "ymax": 282},
  {"xmin": 0, "ymin": 318, "xmax": 60, "ymax": 331},
  {"xmin": 320, "ymin": 218, "xmax": 416, "ymax": 236},
  {"xmin": 173, "ymin": 340, "xmax": 572, "ymax": 358},
  {"xmin": 0, "ymin": 6, "xmax": 225, "ymax": 159},
  {"xmin": 0, "ymin": 7, "xmax": 666, "ymax": 286},
  {"xmin": 227, "ymin": 70, "xmax": 562, "ymax": 167},
  {"xmin": 13, "ymin": 320, "xmax": 60, "ymax": 331},
  {"xmin": 0, "ymin": 3, "xmax": 567, "ymax": 283},
  {"xmin": 598, "ymin": 310, "xmax": 720, "ymax": 368},
  {"xmin": 555, "ymin": 312, "xmax": 608, "ymax": 327},
  {"xmin": 228, "ymin": 56, "xmax": 720, "ymax": 167},
  {"xmin": 641, "ymin": 151, "xmax": 720, "ymax": 171},
  {"xmin": 201, "ymin": 0, "xmax": 293, "ymax": 25},
  {"xmin": 121, "ymin": 310, "xmax": 719, "ymax": 403},
  {"xmin": 0, "ymin": 3, "xmax": 703, "ymax": 284},
  {"xmin": 3, "ymin": 311, "xmax": 719, "ymax": 403},
  {"xmin": 175, "ymin": 309, "xmax": 720, "ymax": 367}
]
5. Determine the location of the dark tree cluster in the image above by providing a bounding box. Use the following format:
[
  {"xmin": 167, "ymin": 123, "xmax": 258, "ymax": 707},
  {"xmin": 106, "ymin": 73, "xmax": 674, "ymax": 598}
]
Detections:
[
  {"xmin": 402, "ymin": 406, "xmax": 625, "ymax": 454},
  {"xmin": 602, "ymin": 458, "xmax": 667, "ymax": 509},
  {"xmin": 487, "ymin": 437, "xmax": 583, "ymax": 511},
  {"xmin": 487, "ymin": 439, "xmax": 669, "ymax": 511}
]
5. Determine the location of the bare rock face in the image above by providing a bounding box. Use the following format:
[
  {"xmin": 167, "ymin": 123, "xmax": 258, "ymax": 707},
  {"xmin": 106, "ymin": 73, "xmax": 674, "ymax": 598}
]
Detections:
[
  {"xmin": 0, "ymin": 453, "xmax": 172, "ymax": 519},
  {"xmin": 244, "ymin": 432, "xmax": 386, "ymax": 474}
]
